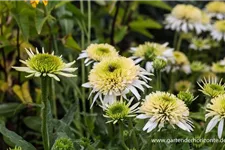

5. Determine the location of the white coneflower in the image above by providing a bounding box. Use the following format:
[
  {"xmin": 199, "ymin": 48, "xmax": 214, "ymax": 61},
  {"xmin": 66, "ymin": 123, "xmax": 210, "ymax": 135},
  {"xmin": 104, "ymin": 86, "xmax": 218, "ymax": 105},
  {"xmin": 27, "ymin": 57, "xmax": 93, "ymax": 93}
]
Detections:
[
  {"xmin": 101, "ymin": 98, "xmax": 139, "ymax": 124},
  {"xmin": 205, "ymin": 1, "xmax": 225, "ymax": 20},
  {"xmin": 137, "ymin": 91, "xmax": 193, "ymax": 133},
  {"xmin": 205, "ymin": 94, "xmax": 225, "ymax": 138},
  {"xmin": 189, "ymin": 37, "xmax": 211, "ymax": 51},
  {"xmin": 198, "ymin": 77, "xmax": 225, "ymax": 98},
  {"xmin": 166, "ymin": 51, "xmax": 191, "ymax": 74},
  {"xmin": 83, "ymin": 57, "xmax": 152, "ymax": 107},
  {"xmin": 190, "ymin": 61, "xmax": 209, "ymax": 72},
  {"xmin": 130, "ymin": 42, "xmax": 174, "ymax": 72},
  {"xmin": 165, "ymin": 4, "xmax": 209, "ymax": 34},
  {"xmin": 78, "ymin": 43, "xmax": 119, "ymax": 66},
  {"xmin": 211, "ymin": 20, "xmax": 225, "ymax": 41},
  {"xmin": 12, "ymin": 48, "xmax": 77, "ymax": 81}
]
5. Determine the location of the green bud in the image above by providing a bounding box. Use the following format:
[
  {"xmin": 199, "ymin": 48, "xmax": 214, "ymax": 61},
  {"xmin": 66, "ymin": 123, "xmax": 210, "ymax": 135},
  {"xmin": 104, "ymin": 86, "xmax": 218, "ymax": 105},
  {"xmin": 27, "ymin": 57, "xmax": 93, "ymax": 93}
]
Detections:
[
  {"xmin": 153, "ymin": 57, "xmax": 167, "ymax": 70},
  {"xmin": 8, "ymin": 146, "xmax": 22, "ymax": 150},
  {"xmin": 52, "ymin": 137, "xmax": 74, "ymax": 150},
  {"xmin": 177, "ymin": 91, "xmax": 195, "ymax": 105}
]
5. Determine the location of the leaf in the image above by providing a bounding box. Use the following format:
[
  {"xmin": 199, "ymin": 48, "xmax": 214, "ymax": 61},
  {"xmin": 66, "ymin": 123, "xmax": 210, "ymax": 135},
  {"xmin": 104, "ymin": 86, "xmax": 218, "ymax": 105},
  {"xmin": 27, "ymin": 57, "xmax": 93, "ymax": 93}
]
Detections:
[
  {"xmin": 11, "ymin": 7, "xmax": 32, "ymax": 41},
  {"xmin": 62, "ymin": 35, "xmax": 81, "ymax": 52},
  {"xmin": 35, "ymin": 9, "xmax": 49, "ymax": 34},
  {"xmin": 139, "ymin": 0, "xmax": 172, "ymax": 11},
  {"xmin": 66, "ymin": 3, "xmax": 85, "ymax": 21},
  {"xmin": 129, "ymin": 18, "xmax": 162, "ymax": 29},
  {"xmin": 23, "ymin": 116, "xmax": 41, "ymax": 132},
  {"xmin": 0, "ymin": 103, "xmax": 25, "ymax": 117},
  {"xmin": 61, "ymin": 104, "xmax": 76, "ymax": 125},
  {"xmin": 0, "ymin": 120, "xmax": 36, "ymax": 150},
  {"xmin": 131, "ymin": 28, "xmax": 153, "ymax": 39},
  {"xmin": 114, "ymin": 26, "xmax": 127, "ymax": 44}
]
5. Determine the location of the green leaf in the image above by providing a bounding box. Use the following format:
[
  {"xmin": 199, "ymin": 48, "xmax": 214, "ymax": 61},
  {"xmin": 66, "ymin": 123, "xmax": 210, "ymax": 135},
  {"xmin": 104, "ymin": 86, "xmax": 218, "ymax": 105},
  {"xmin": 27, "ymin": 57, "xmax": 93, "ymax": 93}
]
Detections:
[
  {"xmin": 62, "ymin": 35, "xmax": 81, "ymax": 52},
  {"xmin": 61, "ymin": 104, "xmax": 76, "ymax": 125},
  {"xmin": 0, "ymin": 103, "xmax": 25, "ymax": 117},
  {"xmin": 0, "ymin": 120, "xmax": 36, "ymax": 150},
  {"xmin": 139, "ymin": 0, "xmax": 171, "ymax": 11},
  {"xmin": 131, "ymin": 28, "xmax": 153, "ymax": 39},
  {"xmin": 11, "ymin": 5, "xmax": 33, "ymax": 41},
  {"xmin": 114, "ymin": 26, "xmax": 127, "ymax": 44},
  {"xmin": 35, "ymin": 9, "xmax": 49, "ymax": 34},
  {"xmin": 129, "ymin": 18, "xmax": 162, "ymax": 29},
  {"xmin": 66, "ymin": 3, "xmax": 85, "ymax": 21},
  {"xmin": 23, "ymin": 116, "xmax": 41, "ymax": 132}
]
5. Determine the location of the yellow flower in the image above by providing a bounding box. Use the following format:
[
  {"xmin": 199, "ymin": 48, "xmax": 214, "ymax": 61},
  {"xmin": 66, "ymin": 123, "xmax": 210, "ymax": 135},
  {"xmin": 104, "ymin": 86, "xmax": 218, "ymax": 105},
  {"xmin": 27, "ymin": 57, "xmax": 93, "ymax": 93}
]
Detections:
[
  {"xmin": 83, "ymin": 57, "xmax": 151, "ymax": 106},
  {"xmin": 206, "ymin": 94, "xmax": 225, "ymax": 138},
  {"xmin": 173, "ymin": 51, "xmax": 189, "ymax": 65},
  {"xmin": 206, "ymin": 1, "xmax": 225, "ymax": 13},
  {"xmin": 137, "ymin": 91, "xmax": 193, "ymax": 132},
  {"xmin": 165, "ymin": 4, "xmax": 208, "ymax": 34},
  {"xmin": 78, "ymin": 43, "xmax": 118, "ymax": 66},
  {"xmin": 30, "ymin": 0, "xmax": 39, "ymax": 8},
  {"xmin": 42, "ymin": 0, "xmax": 48, "ymax": 6}
]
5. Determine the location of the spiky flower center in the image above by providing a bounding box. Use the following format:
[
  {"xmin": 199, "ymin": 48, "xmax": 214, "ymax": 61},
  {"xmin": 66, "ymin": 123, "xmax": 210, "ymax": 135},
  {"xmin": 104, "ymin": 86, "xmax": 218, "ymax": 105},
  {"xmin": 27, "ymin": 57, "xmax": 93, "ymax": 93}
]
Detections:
[
  {"xmin": 175, "ymin": 80, "xmax": 191, "ymax": 92},
  {"xmin": 106, "ymin": 102, "xmax": 129, "ymax": 120},
  {"xmin": 215, "ymin": 20, "xmax": 225, "ymax": 32},
  {"xmin": 86, "ymin": 43, "xmax": 118, "ymax": 61},
  {"xmin": 203, "ymin": 83, "xmax": 225, "ymax": 97},
  {"xmin": 212, "ymin": 62, "xmax": 225, "ymax": 73},
  {"xmin": 52, "ymin": 137, "xmax": 74, "ymax": 150},
  {"xmin": 27, "ymin": 54, "xmax": 64, "ymax": 73},
  {"xmin": 191, "ymin": 61, "xmax": 206, "ymax": 72},
  {"xmin": 140, "ymin": 92, "xmax": 189, "ymax": 125},
  {"xmin": 172, "ymin": 4, "xmax": 202, "ymax": 22},
  {"xmin": 207, "ymin": 94, "xmax": 225, "ymax": 116},
  {"xmin": 89, "ymin": 57, "xmax": 139, "ymax": 94},
  {"xmin": 134, "ymin": 43, "xmax": 167, "ymax": 61}
]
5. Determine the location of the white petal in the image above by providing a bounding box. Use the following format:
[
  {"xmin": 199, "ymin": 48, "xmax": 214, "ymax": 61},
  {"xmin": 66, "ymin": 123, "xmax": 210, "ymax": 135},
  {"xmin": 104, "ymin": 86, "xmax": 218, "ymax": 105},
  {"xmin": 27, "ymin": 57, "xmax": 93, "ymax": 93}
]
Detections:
[
  {"xmin": 12, "ymin": 66, "xmax": 36, "ymax": 73},
  {"xmin": 127, "ymin": 86, "xmax": 140, "ymax": 100},
  {"xmin": 64, "ymin": 60, "xmax": 76, "ymax": 68},
  {"xmin": 47, "ymin": 73, "xmax": 60, "ymax": 81},
  {"xmin": 218, "ymin": 119, "xmax": 224, "ymax": 139},
  {"xmin": 56, "ymin": 72, "xmax": 76, "ymax": 77},
  {"xmin": 82, "ymin": 82, "xmax": 92, "ymax": 88},
  {"xmin": 61, "ymin": 68, "xmax": 77, "ymax": 72},
  {"xmin": 206, "ymin": 116, "xmax": 220, "ymax": 133},
  {"xmin": 136, "ymin": 114, "xmax": 149, "ymax": 119},
  {"xmin": 176, "ymin": 121, "xmax": 190, "ymax": 132}
]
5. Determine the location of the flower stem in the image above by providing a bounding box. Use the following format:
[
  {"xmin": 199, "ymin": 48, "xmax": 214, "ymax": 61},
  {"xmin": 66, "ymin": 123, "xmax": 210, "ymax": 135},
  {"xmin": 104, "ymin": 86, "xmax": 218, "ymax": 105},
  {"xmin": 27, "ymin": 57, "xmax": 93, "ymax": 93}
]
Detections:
[
  {"xmin": 119, "ymin": 122, "xmax": 129, "ymax": 150},
  {"xmin": 41, "ymin": 77, "xmax": 50, "ymax": 150},
  {"xmin": 176, "ymin": 33, "xmax": 183, "ymax": 51},
  {"xmin": 87, "ymin": 0, "xmax": 91, "ymax": 45},
  {"xmin": 173, "ymin": 31, "xmax": 178, "ymax": 48},
  {"xmin": 156, "ymin": 69, "xmax": 161, "ymax": 91},
  {"xmin": 128, "ymin": 119, "xmax": 139, "ymax": 150}
]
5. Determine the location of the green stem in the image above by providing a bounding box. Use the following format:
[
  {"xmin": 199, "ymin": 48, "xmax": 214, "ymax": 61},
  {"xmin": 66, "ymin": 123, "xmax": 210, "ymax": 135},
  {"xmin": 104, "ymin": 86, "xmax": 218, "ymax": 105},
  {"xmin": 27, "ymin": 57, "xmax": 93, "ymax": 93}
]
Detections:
[
  {"xmin": 87, "ymin": 0, "xmax": 91, "ymax": 45},
  {"xmin": 128, "ymin": 119, "xmax": 139, "ymax": 150},
  {"xmin": 156, "ymin": 69, "xmax": 161, "ymax": 91},
  {"xmin": 49, "ymin": 78, "xmax": 57, "ymax": 119},
  {"xmin": 41, "ymin": 77, "xmax": 50, "ymax": 150},
  {"xmin": 169, "ymin": 71, "xmax": 175, "ymax": 92},
  {"xmin": 176, "ymin": 33, "xmax": 183, "ymax": 51},
  {"xmin": 119, "ymin": 122, "xmax": 129, "ymax": 150},
  {"xmin": 173, "ymin": 31, "xmax": 178, "ymax": 48}
]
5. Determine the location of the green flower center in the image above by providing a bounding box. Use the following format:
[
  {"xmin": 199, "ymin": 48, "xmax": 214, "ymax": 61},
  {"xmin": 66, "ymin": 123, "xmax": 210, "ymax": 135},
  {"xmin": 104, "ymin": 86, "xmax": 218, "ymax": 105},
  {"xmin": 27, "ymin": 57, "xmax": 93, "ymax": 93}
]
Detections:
[
  {"xmin": 97, "ymin": 47, "xmax": 110, "ymax": 53},
  {"xmin": 161, "ymin": 95, "xmax": 175, "ymax": 102},
  {"xmin": 209, "ymin": 84, "xmax": 224, "ymax": 91},
  {"xmin": 144, "ymin": 47, "xmax": 157, "ymax": 60},
  {"xmin": 28, "ymin": 54, "xmax": 64, "ymax": 73},
  {"xmin": 106, "ymin": 103, "xmax": 129, "ymax": 120}
]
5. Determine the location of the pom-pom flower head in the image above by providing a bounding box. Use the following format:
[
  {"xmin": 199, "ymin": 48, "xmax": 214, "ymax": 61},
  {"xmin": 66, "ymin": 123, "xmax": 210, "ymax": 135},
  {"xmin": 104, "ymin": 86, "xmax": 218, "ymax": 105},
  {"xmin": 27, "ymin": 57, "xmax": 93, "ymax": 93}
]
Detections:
[
  {"xmin": 130, "ymin": 42, "xmax": 174, "ymax": 72},
  {"xmin": 12, "ymin": 48, "xmax": 77, "ymax": 81},
  {"xmin": 165, "ymin": 4, "xmax": 209, "ymax": 34},
  {"xmin": 198, "ymin": 77, "xmax": 225, "ymax": 98},
  {"xmin": 205, "ymin": 94, "xmax": 225, "ymax": 138},
  {"xmin": 78, "ymin": 43, "xmax": 118, "ymax": 66},
  {"xmin": 101, "ymin": 98, "xmax": 139, "ymax": 124},
  {"xmin": 205, "ymin": 1, "xmax": 225, "ymax": 19},
  {"xmin": 137, "ymin": 91, "xmax": 193, "ymax": 133},
  {"xmin": 83, "ymin": 57, "xmax": 152, "ymax": 106},
  {"xmin": 211, "ymin": 20, "xmax": 225, "ymax": 41}
]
